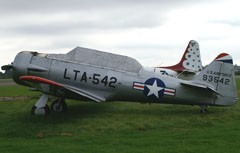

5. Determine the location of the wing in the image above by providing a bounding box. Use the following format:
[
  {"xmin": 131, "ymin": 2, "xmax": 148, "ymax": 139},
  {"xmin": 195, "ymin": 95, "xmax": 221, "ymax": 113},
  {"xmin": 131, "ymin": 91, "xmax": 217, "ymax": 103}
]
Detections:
[{"xmin": 20, "ymin": 76, "xmax": 106, "ymax": 102}]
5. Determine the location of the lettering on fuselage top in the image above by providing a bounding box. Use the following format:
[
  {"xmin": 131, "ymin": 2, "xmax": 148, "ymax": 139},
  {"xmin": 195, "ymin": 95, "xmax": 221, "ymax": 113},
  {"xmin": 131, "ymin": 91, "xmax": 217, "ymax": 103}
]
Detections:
[
  {"xmin": 63, "ymin": 68, "xmax": 117, "ymax": 88},
  {"xmin": 159, "ymin": 70, "xmax": 174, "ymax": 77},
  {"xmin": 160, "ymin": 70, "xmax": 169, "ymax": 76}
]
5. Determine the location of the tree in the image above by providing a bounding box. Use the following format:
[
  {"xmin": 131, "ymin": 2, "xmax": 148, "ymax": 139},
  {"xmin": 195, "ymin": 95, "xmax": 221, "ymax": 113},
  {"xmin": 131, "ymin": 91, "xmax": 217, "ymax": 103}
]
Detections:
[{"xmin": 0, "ymin": 70, "xmax": 12, "ymax": 79}]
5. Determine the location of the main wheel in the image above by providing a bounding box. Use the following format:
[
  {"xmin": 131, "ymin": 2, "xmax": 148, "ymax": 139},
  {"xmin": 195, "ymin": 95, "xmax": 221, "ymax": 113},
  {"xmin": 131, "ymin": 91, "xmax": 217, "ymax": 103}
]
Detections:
[
  {"xmin": 31, "ymin": 105, "xmax": 50, "ymax": 115},
  {"xmin": 51, "ymin": 98, "xmax": 67, "ymax": 112}
]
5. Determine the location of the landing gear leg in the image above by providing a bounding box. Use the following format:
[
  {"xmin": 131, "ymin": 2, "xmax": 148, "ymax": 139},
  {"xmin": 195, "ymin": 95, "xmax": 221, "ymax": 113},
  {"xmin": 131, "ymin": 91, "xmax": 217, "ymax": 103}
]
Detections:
[
  {"xmin": 31, "ymin": 94, "xmax": 50, "ymax": 115},
  {"xmin": 51, "ymin": 97, "xmax": 67, "ymax": 112},
  {"xmin": 200, "ymin": 105, "xmax": 208, "ymax": 113}
]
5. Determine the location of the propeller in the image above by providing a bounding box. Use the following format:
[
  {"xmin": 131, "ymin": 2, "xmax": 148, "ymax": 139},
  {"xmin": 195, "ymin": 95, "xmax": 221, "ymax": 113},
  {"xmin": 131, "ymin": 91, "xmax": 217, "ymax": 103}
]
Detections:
[{"xmin": 1, "ymin": 64, "xmax": 13, "ymax": 71}]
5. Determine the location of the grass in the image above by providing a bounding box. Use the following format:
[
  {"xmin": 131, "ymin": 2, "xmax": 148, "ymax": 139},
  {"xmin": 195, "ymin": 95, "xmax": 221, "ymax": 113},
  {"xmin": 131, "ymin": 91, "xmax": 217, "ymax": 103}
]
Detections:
[
  {"xmin": 0, "ymin": 79, "xmax": 12, "ymax": 82},
  {"xmin": 0, "ymin": 79, "xmax": 239, "ymax": 153},
  {"xmin": 0, "ymin": 85, "xmax": 40, "ymax": 97}
]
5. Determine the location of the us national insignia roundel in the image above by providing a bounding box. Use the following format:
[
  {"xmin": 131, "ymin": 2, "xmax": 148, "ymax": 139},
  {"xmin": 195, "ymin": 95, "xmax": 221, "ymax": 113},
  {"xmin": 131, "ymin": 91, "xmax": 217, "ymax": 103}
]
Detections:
[
  {"xmin": 133, "ymin": 78, "xmax": 176, "ymax": 100},
  {"xmin": 143, "ymin": 78, "xmax": 165, "ymax": 100}
]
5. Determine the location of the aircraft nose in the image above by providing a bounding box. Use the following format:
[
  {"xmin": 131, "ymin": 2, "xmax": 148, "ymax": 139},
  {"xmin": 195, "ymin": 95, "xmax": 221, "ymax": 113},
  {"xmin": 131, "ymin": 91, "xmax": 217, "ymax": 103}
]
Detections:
[{"xmin": 12, "ymin": 51, "xmax": 34, "ymax": 86}]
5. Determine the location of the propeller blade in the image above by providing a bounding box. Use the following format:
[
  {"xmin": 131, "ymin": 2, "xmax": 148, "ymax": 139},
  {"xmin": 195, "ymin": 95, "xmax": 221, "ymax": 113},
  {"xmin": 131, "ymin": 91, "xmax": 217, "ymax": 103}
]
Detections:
[{"xmin": 1, "ymin": 64, "xmax": 13, "ymax": 71}]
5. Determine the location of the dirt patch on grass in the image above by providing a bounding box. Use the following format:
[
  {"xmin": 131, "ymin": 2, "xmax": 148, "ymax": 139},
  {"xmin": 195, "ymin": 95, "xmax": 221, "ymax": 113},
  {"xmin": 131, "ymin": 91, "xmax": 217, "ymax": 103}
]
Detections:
[
  {"xmin": 0, "ymin": 96, "xmax": 28, "ymax": 102},
  {"xmin": 0, "ymin": 81, "xmax": 17, "ymax": 86}
]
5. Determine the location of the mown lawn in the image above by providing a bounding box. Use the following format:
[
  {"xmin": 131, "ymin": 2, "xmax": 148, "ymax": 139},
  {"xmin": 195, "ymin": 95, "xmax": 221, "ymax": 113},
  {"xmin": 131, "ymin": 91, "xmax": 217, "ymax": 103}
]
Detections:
[{"xmin": 0, "ymin": 78, "xmax": 239, "ymax": 153}]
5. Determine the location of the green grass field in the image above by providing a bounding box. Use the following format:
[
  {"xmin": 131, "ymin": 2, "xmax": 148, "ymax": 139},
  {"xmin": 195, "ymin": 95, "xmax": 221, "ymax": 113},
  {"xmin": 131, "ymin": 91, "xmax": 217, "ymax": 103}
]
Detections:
[{"xmin": 0, "ymin": 79, "xmax": 239, "ymax": 153}]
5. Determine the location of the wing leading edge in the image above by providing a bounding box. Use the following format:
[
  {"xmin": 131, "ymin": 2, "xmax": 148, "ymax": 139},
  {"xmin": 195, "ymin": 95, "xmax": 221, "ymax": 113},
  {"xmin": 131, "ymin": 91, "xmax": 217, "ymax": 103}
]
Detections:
[{"xmin": 20, "ymin": 76, "xmax": 106, "ymax": 102}]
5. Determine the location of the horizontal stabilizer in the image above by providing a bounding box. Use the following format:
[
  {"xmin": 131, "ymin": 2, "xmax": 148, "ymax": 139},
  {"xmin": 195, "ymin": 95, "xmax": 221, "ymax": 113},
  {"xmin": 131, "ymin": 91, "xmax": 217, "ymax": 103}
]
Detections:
[{"xmin": 181, "ymin": 80, "xmax": 220, "ymax": 95}]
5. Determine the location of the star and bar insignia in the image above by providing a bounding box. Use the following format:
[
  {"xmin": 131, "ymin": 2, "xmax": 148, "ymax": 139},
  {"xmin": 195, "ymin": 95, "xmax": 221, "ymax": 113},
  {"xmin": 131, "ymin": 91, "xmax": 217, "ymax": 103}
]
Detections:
[{"xmin": 133, "ymin": 78, "xmax": 176, "ymax": 100}]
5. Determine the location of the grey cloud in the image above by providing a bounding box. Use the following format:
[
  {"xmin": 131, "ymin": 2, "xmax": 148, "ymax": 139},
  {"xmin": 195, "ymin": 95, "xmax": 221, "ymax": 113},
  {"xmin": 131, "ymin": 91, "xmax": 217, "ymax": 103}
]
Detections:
[
  {"xmin": 0, "ymin": 0, "xmax": 217, "ymax": 36},
  {"xmin": 211, "ymin": 20, "xmax": 240, "ymax": 27},
  {"xmin": 1, "ymin": 7, "xmax": 163, "ymax": 36},
  {"xmin": 0, "ymin": 0, "xmax": 213, "ymax": 14},
  {"xmin": 11, "ymin": 17, "xmax": 161, "ymax": 35}
]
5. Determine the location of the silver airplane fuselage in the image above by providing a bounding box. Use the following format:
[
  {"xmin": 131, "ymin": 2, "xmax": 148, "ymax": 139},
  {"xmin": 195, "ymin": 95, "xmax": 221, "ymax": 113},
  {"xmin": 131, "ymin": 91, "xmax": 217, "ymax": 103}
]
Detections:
[{"xmin": 11, "ymin": 49, "xmax": 237, "ymax": 108}]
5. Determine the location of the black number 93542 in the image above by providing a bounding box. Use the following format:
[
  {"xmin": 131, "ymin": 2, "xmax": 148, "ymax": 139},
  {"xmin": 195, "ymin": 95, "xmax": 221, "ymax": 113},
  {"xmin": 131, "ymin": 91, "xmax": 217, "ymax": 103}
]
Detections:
[{"xmin": 202, "ymin": 74, "xmax": 230, "ymax": 85}]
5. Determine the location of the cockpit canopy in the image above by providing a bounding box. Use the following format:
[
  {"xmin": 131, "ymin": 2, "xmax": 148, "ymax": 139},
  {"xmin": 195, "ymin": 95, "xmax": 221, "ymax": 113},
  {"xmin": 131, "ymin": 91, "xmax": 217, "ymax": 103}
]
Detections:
[{"xmin": 47, "ymin": 47, "xmax": 142, "ymax": 73}]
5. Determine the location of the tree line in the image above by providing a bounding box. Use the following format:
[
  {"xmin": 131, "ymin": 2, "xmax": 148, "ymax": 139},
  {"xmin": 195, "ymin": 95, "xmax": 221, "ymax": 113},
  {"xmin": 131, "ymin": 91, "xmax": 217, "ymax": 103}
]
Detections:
[{"xmin": 0, "ymin": 71, "xmax": 12, "ymax": 79}]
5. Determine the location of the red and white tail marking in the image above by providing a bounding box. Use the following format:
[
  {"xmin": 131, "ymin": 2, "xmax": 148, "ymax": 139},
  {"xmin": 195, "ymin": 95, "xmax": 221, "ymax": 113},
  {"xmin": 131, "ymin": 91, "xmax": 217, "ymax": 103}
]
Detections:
[
  {"xmin": 159, "ymin": 40, "xmax": 203, "ymax": 72},
  {"xmin": 215, "ymin": 53, "xmax": 233, "ymax": 64}
]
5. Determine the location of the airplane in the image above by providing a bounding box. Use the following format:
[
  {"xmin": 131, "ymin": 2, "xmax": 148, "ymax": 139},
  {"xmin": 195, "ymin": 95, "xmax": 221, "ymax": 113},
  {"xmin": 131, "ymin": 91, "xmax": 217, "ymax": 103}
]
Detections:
[
  {"xmin": 151, "ymin": 40, "xmax": 203, "ymax": 79},
  {"xmin": 1, "ymin": 46, "xmax": 238, "ymax": 115}
]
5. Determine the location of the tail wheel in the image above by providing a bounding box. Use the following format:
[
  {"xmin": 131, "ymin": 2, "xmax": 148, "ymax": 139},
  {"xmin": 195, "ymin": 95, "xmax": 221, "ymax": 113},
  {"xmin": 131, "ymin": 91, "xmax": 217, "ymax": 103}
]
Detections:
[
  {"xmin": 200, "ymin": 105, "xmax": 208, "ymax": 113},
  {"xmin": 51, "ymin": 98, "xmax": 67, "ymax": 112}
]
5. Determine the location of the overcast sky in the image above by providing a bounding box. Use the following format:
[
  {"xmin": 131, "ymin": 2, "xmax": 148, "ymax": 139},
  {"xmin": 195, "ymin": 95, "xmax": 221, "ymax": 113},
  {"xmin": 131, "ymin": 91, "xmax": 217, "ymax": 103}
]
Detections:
[{"xmin": 0, "ymin": 0, "xmax": 240, "ymax": 72}]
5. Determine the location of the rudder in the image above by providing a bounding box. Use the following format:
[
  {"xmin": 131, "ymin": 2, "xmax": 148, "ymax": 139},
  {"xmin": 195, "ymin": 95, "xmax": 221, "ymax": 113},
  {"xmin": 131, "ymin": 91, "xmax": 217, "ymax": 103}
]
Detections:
[{"xmin": 195, "ymin": 53, "xmax": 238, "ymax": 106}]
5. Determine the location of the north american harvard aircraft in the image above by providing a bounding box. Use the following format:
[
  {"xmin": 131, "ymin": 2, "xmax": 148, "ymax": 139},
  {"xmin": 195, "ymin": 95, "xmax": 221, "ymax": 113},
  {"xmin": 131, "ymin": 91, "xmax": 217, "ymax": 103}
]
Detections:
[
  {"xmin": 1, "ymin": 46, "xmax": 238, "ymax": 115},
  {"xmin": 151, "ymin": 40, "xmax": 203, "ymax": 78}
]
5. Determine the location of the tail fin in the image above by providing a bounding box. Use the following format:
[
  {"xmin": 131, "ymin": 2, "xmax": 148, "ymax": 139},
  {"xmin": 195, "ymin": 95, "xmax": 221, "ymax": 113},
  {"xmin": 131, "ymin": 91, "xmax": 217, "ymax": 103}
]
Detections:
[
  {"xmin": 192, "ymin": 53, "xmax": 237, "ymax": 106},
  {"xmin": 160, "ymin": 40, "xmax": 203, "ymax": 72}
]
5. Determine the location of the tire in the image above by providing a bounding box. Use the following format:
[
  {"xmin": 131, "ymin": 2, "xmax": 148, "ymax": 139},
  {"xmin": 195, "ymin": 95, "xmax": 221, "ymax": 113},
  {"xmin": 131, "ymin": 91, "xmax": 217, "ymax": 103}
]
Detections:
[
  {"xmin": 50, "ymin": 98, "xmax": 67, "ymax": 112},
  {"xmin": 31, "ymin": 105, "xmax": 50, "ymax": 115}
]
